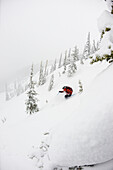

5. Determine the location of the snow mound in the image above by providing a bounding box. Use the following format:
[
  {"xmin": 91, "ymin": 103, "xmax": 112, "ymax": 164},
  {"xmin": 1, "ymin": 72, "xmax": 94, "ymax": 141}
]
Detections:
[{"xmin": 48, "ymin": 63, "xmax": 113, "ymax": 167}]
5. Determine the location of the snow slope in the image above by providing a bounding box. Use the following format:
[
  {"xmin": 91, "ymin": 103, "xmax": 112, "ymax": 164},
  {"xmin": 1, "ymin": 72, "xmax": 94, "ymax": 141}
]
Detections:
[
  {"xmin": 0, "ymin": 60, "xmax": 113, "ymax": 170},
  {"xmin": 48, "ymin": 63, "xmax": 113, "ymax": 167}
]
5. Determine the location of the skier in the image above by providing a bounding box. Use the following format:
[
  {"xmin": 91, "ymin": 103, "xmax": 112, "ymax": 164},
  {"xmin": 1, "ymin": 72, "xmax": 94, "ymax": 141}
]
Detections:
[{"xmin": 59, "ymin": 86, "xmax": 73, "ymax": 98}]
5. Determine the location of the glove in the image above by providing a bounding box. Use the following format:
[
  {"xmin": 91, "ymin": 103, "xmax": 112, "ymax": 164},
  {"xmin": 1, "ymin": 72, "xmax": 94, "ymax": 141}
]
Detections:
[{"xmin": 59, "ymin": 91, "xmax": 64, "ymax": 93}]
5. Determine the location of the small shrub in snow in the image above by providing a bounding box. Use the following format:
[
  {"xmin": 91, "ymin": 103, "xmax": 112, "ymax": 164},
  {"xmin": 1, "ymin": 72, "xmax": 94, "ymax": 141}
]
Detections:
[
  {"xmin": 78, "ymin": 80, "xmax": 83, "ymax": 93},
  {"xmin": 90, "ymin": 52, "xmax": 113, "ymax": 64}
]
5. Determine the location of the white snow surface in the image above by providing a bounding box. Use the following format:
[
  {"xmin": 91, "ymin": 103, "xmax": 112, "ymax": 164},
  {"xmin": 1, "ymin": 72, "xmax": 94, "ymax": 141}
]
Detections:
[
  {"xmin": 97, "ymin": 10, "xmax": 113, "ymax": 33},
  {"xmin": 105, "ymin": 0, "xmax": 113, "ymax": 12},
  {"xmin": 0, "ymin": 60, "xmax": 113, "ymax": 170},
  {"xmin": 94, "ymin": 9, "xmax": 113, "ymax": 59},
  {"xmin": 48, "ymin": 63, "xmax": 113, "ymax": 167}
]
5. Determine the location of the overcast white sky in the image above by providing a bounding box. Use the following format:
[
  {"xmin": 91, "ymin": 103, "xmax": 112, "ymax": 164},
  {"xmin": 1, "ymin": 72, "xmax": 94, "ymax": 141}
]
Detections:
[{"xmin": 0, "ymin": 0, "xmax": 106, "ymax": 80}]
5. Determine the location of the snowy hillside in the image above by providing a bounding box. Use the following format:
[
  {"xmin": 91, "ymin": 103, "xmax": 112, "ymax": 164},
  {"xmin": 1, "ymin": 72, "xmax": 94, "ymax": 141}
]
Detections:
[
  {"xmin": 1, "ymin": 1, "xmax": 113, "ymax": 169},
  {"xmin": 1, "ymin": 58, "xmax": 113, "ymax": 170}
]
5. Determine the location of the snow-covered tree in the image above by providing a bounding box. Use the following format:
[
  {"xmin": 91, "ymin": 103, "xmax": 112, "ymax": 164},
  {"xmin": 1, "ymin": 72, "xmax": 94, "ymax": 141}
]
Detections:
[
  {"xmin": 67, "ymin": 46, "xmax": 78, "ymax": 76},
  {"xmin": 83, "ymin": 32, "xmax": 91, "ymax": 59},
  {"xmin": 14, "ymin": 80, "xmax": 17, "ymax": 95},
  {"xmin": 71, "ymin": 46, "xmax": 79, "ymax": 61},
  {"xmin": 50, "ymin": 64, "xmax": 54, "ymax": 74},
  {"xmin": 58, "ymin": 53, "xmax": 62, "ymax": 68},
  {"xmin": 53, "ymin": 59, "xmax": 57, "ymax": 71},
  {"xmin": 68, "ymin": 59, "xmax": 77, "ymax": 77},
  {"xmin": 38, "ymin": 61, "xmax": 44, "ymax": 86},
  {"xmin": 44, "ymin": 60, "xmax": 48, "ymax": 77},
  {"xmin": 62, "ymin": 51, "xmax": 67, "ymax": 74},
  {"xmin": 67, "ymin": 64, "xmax": 73, "ymax": 77},
  {"xmin": 68, "ymin": 46, "xmax": 78, "ymax": 75},
  {"xmin": 26, "ymin": 64, "xmax": 39, "ymax": 114},
  {"xmin": 78, "ymin": 80, "xmax": 83, "ymax": 93},
  {"xmin": 43, "ymin": 60, "xmax": 48, "ymax": 84},
  {"xmin": 91, "ymin": 0, "xmax": 113, "ymax": 64},
  {"xmin": 48, "ymin": 74, "xmax": 54, "ymax": 91},
  {"xmin": 104, "ymin": 0, "xmax": 113, "ymax": 14},
  {"xmin": 17, "ymin": 82, "xmax": 24, "ymax": 96},
  {"xmin": 25, "ymin": 83, "xmax": 29, "ymax": 91},
  {"xmin": 46, "ymin": 69, "xmax": 48, "ymax": 76},
  {"xmin": 71, "ymin": 60, "xmax": 77, "ymax": 73},
  {"xmin": 96, "ymin": 41, "xmax": 100, "ymax": 51},
  {"xmin": 80, "ymin": 56, "xmax": 84, "ymax": 64},
  {"xmin": 91, "ymin": 40, "xmax": 97, "ymax": 54},
  {"xmin": 112, "ymin": 4, "xmax": 113, "ymax": 14},
  {"xmin": 5, "ymin": 83, "xmax": 10, "ymax": 101},
  {"xmin": 67, "ymin": 48, "xmax": 71, "ymax": 65}
]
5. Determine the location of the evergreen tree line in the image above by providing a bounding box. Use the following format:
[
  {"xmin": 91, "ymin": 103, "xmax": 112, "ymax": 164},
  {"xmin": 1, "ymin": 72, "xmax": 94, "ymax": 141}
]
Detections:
[
  {"xmin": 5, "ymin": 81, "xmax": 29, "ymax": 101},
  {"xmin": 26, "ymin": 37, "xmax": 86, "ymax": 114},
  {"xmin": 26, "ymin": 63, "xmax": 83, "ymax": 114},
  {"xmin": 5, "ymin": 32, "xmax": 99, "ymax": 102},
  {"xmin": 5, "ymin": 32, "xmax": 97, "ymax": 115}
]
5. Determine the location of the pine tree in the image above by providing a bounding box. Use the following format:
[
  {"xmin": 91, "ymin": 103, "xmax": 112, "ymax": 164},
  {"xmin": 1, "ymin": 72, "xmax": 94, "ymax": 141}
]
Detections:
[
  {"xmin": 5, "ymin": 83, "xmax": 10, "ymax": 101},
  {"xmin": 67, "ymin": 48, "xmax": 71, "ymax": 65},
  {"xmin": 83, "ymin": 32, "xmax": 91, "ymax": 59},
  {"xmin": 80, "ymin": 54, "xmax": 84, "ymax": 64},
  {"xmin": 53, "ymin": 59, "xmax": 57, "ymax": 71},
  {"xmin": 91, "ymin": 40, "xmax": 96, "ymax": 54},
  {"xmin": 46, "ymin": 69, "xmax": 48, "ymax": 76},
  {"xmin": 38, "ymin": 61, "xmax": 44, "ymax": 85},
  {"xmin": 111, "ymin": 1, "xmax": 113, "ymax": 14},
  {"xmin": 78, "ymin": 80, "xmax": 83, "ymax": 93},
  {"xmin": 68, "ymin": 58, "xmax": 77, "ymax": 77},
  {"xmin": 71, "ymin": 46, "xmax": 78, "ymax": 74},
  {"xmin": 48, "ymin": 74, "xmax": 54, "ymax": 91},
  {"xmin": 14, "ymin": 80, "xmax": 17, "ymax": 95},
  {"xmin": 71, "ymin": 46, "xmax": 79, "ymax": 62},
  {"xmin": 43, "ymin": 60, "xmax": 48, "ymax": 84},
  {"xmin": 44, "ymin": 60, "xmax": 48, "ymax": 77},
  {"xmin": 17, "ymin": 82, "xmax": 24, "ymax": 96},
  {"xmin": 68, "ymin": 64, "xmax": 73, "ymax": 77},
  {"xmin": 96, "ymin": 41, "xmax": 100, "ymax": 51},
  {"xmin": 80, "ymin": 58, "xmax": 84, "ymax": 64},
  {"xmin": 26, "ymin": 64, "xmax": 39, "ymax": 114},
  {"xmin": 62, "ymin": 51, "xmax": 67, "ymax": 74},
  {"xmin": 58, "ymin": 53, "xmax": 62, "ymax": 68},
  {"xmin": 50, "ymin": 64, "xmax": 54, "ymax": 74},
  {"xmin": 71, "ymin": 60, "xmax": 77, "ymax": 73}
]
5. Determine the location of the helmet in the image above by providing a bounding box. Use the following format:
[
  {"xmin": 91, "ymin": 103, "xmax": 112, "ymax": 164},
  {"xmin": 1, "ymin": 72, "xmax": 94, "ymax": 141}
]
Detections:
[{"xmin": 62, "ymin": 86, "xmax": 66, "ymax": 89}]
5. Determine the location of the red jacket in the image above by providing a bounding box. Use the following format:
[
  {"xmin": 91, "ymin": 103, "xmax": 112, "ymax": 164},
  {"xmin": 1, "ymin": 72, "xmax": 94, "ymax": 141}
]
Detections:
[
  {"xmin": 59, "ymin": 86, "xmax": 73, "ymax": 95},
  {"xmin": 63, "ymin": 87, "xmax": 73, "ymax": 95}
]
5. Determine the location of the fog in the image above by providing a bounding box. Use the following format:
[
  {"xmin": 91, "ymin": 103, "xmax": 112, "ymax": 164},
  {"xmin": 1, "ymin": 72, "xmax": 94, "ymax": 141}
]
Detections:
[{"xmin": 0, "ymin": 0, "xmax": 106, "ymax": 81}]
